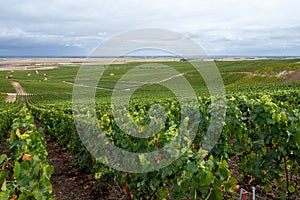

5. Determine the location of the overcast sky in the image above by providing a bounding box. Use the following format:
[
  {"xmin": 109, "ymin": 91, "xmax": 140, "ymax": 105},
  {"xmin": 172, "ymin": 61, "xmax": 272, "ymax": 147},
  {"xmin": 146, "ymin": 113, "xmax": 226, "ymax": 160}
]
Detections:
[{"xmin": 1, "ymin": 0, "xmax": 300, "ymax": 56}]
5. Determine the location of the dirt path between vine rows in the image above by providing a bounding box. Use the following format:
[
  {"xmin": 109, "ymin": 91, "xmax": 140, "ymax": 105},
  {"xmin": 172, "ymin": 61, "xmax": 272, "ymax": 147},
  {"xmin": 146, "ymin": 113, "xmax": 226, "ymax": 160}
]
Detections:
[
  {"xmin": 45, "ymin": 135, "xmax": 132, "ymax": 199},
  {"xmin": 1, "ymin": 127, "xmax": 298, "ymax": 199},
  {"xmin": 11, "ymin": 81, "xmax": 26, "ymax": 94},
  {"xmin": 5, "ymin": 93, "xmax": 17, "ymax": 103},
  {"xmin": 45, "ymin": 136, "xmax": 111, "ymax": 200},
  {"xmin": 0, "ymin": 119, "xmax": 128, "ymax": 200},
  {"xmin": 35, "ymin": 115, "xmax": 128, "ymax": 200},
  {"xmin": 5, "ymin": 81, "xmax": 27, "ymax": 103},
  {"xmin": 283, "ymin": 70, "xmax": 300, "ymax": 82}
]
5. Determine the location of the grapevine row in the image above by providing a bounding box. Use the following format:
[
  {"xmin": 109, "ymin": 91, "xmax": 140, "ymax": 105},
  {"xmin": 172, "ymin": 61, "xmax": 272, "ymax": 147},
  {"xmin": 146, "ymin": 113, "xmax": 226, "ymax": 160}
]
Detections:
[{"xmin": 0, "ymin": 107, "xmax": 54, "ymax": 200}]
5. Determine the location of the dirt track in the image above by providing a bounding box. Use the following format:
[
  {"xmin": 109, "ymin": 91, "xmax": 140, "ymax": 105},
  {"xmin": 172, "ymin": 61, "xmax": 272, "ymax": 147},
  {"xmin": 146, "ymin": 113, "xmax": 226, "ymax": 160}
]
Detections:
[
  {"xmin": 5, "ymin": 82, "xmax": 27, "ymax": 103},
  {"xmin": 5, "ymin": 93, "xmax": 17, "ymax": 103},
  {"xmin": 283, "ymin": 70, "xmax": 300, "ymax": 82},
  {"xmin": 11, "ymin": 81, "xmax": 26, "ymax": 94}
]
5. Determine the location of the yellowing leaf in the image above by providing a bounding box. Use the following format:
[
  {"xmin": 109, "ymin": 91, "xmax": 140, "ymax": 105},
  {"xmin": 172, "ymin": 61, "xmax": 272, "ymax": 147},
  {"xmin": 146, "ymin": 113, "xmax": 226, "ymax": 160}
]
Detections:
[{"xmin": 16, "ymin": 129, "xmax": 21, "ymax": 138}]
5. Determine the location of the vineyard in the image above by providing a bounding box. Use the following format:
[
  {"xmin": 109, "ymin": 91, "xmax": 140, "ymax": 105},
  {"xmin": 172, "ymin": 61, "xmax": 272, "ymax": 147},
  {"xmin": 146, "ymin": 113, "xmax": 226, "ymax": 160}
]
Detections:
[{"xmin": 0, "ymin": 58, "xmax": 299, "ymax": 199}]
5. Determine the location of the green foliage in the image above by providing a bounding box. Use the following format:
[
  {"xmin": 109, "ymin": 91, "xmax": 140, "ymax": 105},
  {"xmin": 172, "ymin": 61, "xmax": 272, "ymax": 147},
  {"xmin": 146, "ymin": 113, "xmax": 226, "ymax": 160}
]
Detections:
[
  {"xmin": 28, "ymin": 84, "xmax": 300, "ymax": 199},
  {"xmin": 29, "ymin": 96, "xmax": 237, "ymax": 199},
  {"xmin": 0, "ymin": 59, "xmax": 299, "ymax": 199},
  {"xmin": 0, "ymin": 104, "xmax": 20, "ymax": 142},
  {"xmin": 215, "ymin": 58, "xmax": 300, "ymax": 73},
  {"xmin": 0, "ymin": 107, "xmax": 54, "ymax": 200},
  {"xmin": 1, "ymin": 59, "xmax": 299, "ymax": 101},
  {"xmin": 213, "ymin": 93, "xmax": 300, "ymax": 198}
]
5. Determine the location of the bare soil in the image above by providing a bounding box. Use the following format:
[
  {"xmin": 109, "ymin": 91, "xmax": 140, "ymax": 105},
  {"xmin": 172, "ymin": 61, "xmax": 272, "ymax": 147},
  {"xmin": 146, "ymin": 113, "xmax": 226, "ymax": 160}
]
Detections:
[
  {"xmin": 32, "ymin": 119, "xmax": 124, "ymax": 200},
  {"xmin": 4, "ymin": 81, "xmax": 26, "ymax": 103},
  {"xmin": 229, "ymin": 153, "xmax": 299, "ymax": 200},
  {"xmin": 11, "ymin": 81, "xmax": 26, "ymax": 94},
  {"xmin": 0, "ymin": 58, "xmax": 180, "ymax": 68},
  {"xmin": 0, "ymin": 120, "xmax": 126, "ymax": 200},
  {"xmin": 0, "ymin": 66, "xmax": 58, "ymax": 71},
  {"xmin": 5, "ymin": 93, "xmax": 17, "ymax": 103},
  {"xmin": 45, "ymin": 136, "xmax": 115, "ymax": 200},
  {"xmin": 283, "ymin": 70, "xmax": 300, "ymax": 82}
]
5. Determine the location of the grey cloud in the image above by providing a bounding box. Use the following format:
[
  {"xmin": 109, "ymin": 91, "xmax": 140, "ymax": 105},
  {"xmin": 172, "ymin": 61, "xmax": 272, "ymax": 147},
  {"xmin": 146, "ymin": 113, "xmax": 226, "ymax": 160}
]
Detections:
[{"xmin": 0, "ymin": 0, "xmax": 300, "ymax": 56}]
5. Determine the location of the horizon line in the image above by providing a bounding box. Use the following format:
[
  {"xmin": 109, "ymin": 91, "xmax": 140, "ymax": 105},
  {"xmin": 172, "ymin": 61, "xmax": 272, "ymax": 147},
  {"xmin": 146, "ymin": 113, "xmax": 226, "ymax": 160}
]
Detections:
[{"xmin": 1, "ymin": 55, "xmax": 300, "ymax": 58}]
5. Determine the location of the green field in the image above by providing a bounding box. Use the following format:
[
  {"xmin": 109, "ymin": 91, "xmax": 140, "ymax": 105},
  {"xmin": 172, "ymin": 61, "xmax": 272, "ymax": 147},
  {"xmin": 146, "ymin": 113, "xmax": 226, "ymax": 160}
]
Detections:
[
  {"xmin": 0, "ymin": 58, "xmax": 299, "ymax": 100},
  {"xmin": 0, "ymin": 58, "xmax": 299, "ymax": 200}
]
